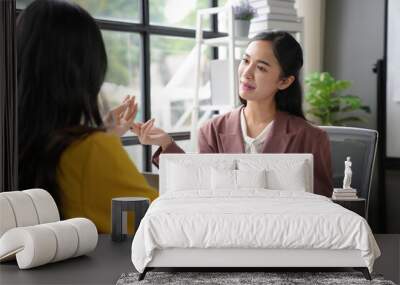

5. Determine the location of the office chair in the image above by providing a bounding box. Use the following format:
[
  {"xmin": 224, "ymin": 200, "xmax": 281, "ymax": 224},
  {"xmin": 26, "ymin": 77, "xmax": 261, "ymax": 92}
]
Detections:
[{"xmin": 321, "ymin": 126, "xmax": 378, "ymax": 220}]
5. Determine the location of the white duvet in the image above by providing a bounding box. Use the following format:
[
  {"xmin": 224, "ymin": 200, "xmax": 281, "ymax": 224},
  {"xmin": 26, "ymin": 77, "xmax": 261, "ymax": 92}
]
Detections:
[{"xmin": 131, "ymin": 190, "xmax": 380, "ymax": 273}]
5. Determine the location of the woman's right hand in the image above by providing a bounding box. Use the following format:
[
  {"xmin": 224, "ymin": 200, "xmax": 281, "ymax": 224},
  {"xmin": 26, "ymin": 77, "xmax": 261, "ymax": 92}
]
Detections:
[{"xmin": 130, "ymin": 119, "xmax": 173, "ymax": 150}]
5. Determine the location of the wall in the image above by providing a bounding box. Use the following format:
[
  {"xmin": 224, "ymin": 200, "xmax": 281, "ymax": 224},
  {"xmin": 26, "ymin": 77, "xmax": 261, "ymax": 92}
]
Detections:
[
  {"xmin": 324, "ymin": 0, "xmax": 385, "ymax": 130},
  {"xmin": 324, "ymin": 0, "xmax": 389, "ymax": 232},
  {"xmin": 386, "ymin": 0, "xmax": 400, "ymax": 158},
  {"xmin": 385, "ymin": 0, "xmax": 400, "ymax": 234}
]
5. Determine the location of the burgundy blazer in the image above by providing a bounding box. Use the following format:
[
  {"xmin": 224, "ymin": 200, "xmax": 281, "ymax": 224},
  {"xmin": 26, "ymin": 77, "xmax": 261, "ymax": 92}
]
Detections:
[{"xmin": 153, "ymin": 107, "xmax": 333, "ymax": 197}]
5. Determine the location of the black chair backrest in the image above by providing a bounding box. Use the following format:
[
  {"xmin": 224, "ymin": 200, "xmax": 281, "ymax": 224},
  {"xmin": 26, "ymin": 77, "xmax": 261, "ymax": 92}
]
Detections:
[{"xmin": 320, "ymin": 126, "xmax": 378, "ymax": 219}]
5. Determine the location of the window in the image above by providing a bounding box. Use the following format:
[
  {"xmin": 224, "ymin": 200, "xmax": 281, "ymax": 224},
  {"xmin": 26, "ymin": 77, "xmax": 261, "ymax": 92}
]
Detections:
[
  {"xmin": 149, "ymin": 0, "xmax": 211, "ymax": 30},
  {"xmin": 75, "ymin": 0, "xmax": 140, "ymax": 22},
  {"xmin": 16, "ymin": 0, "xmax": 33, "ymax": 9},
  {"xmin": 100, "ymin": 31, "xmax": 141, "ymax": 121},
  {"xmin": 17, "ymin": 0, "xmax": 140, "ymax": 22},
  {"xmin": 150, "ymin": 35, "xmax": 212, "ymax": 132},
  {"xmin": 125, "ymin": 145, "xmax": 144, "ymax": 172},
  {"xmin": 16, "ymin": 0, "xmax": 225, "ymax": 172}
]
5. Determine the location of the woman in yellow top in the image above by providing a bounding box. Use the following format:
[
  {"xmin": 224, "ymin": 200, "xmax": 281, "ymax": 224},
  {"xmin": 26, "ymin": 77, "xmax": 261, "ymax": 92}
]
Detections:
[{"xmin": 17, "ymin": 0, "xmax": 157, "ymax": 233}]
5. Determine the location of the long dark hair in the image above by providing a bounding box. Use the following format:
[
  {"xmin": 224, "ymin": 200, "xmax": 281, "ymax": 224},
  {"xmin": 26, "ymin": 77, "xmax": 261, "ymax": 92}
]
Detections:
[
  {"xmin": 17, "ymin": 0, "xmax": 107, "ymax": 197},
  {"xmin": 240, "ymin": 31, "xmax": 305, "ymax": 119}
]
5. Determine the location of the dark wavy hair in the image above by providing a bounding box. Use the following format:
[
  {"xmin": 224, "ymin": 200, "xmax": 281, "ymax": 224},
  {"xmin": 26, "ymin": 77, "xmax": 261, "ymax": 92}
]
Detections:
[
  {"xmin": 240, "ymin": 31, "xmax": 305, "ymax": 119},
  {"xmin": 17, "ymin": 0, "xmax": 107, "ymax": 198}
]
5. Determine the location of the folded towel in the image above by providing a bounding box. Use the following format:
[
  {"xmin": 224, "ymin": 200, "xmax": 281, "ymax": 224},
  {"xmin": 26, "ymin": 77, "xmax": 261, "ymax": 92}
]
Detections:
[
  {"xmin": 0, "ymin": 189, "xmax": 59, "ymax": 237},
  {"xmin": 0, "ymin": 189, "xmax": 98, "ymax": 269},
  {"xmin": 0, "ymin": 218, "xmax": 98, "ymax": 269}
]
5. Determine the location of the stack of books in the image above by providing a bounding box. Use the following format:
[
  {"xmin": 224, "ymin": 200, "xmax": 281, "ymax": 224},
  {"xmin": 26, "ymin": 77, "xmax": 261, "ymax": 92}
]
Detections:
[
  {"xmin": 332, "ymin": 188, "xmax": 358, "ymax": 200},
  {"xmin": 249, "ymin": 0, "xmax": 302, "ymax": 36}
]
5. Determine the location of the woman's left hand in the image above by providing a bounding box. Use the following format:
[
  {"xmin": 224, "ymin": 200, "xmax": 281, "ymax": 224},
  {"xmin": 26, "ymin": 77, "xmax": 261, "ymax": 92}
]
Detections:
[{"xmin": 104, "ymin": 95, "xmax": 138, "ymax": 137}]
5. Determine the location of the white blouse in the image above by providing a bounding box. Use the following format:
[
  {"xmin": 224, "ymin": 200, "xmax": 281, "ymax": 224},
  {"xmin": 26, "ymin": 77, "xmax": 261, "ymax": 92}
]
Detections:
[{"xmin": 240, "ymin": 109, "xmax": 274, "ymax": 154}]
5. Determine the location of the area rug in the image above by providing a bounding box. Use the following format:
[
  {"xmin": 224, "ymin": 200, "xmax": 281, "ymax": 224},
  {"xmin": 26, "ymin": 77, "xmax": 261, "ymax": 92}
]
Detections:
[{"xmin": 116, "ymin": 271, "xmax": 396, "ymax": 285}]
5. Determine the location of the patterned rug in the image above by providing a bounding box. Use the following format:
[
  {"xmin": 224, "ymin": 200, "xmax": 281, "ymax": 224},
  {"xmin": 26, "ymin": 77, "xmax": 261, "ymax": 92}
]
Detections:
[{"xmin": 117, "ymin": 271, "xmax": 396, "ymax": 285}]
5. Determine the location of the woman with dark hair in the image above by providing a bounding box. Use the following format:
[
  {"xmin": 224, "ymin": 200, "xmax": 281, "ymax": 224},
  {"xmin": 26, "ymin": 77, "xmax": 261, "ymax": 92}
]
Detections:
[
  {"xmin": 17, "ymin": 0, "xmax": 157, "ymax": 233},
  {"xmin": 132, "ymin": 31, "xmax": 332, "ymax": 197}
]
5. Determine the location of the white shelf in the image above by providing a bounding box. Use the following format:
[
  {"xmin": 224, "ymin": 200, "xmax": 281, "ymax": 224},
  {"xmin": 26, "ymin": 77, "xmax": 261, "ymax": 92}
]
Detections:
[
  {"xmin": 191, "ymin": 4, "xmax": 248, "ymax": 151},
  {"xmin": 202, "ymin": 36, "xmax": 249, "ymax": 47}
]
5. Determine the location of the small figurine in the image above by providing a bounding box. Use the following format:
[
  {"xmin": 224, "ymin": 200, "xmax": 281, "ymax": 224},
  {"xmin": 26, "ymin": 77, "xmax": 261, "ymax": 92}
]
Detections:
[{"xmin": 342, "ymin": 156, "xmax": 353, "ymax": 189}]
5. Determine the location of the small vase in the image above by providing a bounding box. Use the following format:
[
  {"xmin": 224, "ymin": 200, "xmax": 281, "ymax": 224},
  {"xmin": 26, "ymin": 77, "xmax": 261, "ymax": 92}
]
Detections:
[{"xmin": 234, "ymin": 20, "xmax": 250, "ymax": 38}]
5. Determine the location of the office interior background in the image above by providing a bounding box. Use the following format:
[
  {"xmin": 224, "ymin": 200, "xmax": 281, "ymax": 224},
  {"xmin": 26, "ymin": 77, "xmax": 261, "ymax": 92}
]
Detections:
[{"xmin": 1, "ymin": 0, "xmax": 399, "ymax": 234}]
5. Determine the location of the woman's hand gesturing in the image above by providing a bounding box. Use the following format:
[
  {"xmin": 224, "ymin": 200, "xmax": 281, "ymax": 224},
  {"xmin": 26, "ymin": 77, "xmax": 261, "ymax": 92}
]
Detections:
[
  {"xmin": 130, "ymin": 119, "xmax": 173, "ymax": 150},
  {"xmin": 104, "ymin": 95, "xmax": 137, "ymax": 137}
]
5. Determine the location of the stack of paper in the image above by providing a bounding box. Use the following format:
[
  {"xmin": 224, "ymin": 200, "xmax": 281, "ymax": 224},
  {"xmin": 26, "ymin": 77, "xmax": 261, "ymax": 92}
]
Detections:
[
  {"xmin": 332, "ymin": 188, "xmax": 358, "ymax": 199},
  {"xmin": 249, "ymin": 0, "xmax": 302, "ymax": 36}
]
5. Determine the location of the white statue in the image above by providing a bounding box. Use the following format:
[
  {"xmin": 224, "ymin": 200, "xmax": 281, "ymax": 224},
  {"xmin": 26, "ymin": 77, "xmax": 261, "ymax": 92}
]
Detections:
[{"xmin": 342, "ymin": 156, "xmax": 353, "ymax": 189}]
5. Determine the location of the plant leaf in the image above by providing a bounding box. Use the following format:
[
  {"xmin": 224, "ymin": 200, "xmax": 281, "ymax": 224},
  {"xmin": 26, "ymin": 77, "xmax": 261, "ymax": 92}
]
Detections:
[{"xmin": 334, "ymin": 116, "xmax": 363, "ymax": 124}]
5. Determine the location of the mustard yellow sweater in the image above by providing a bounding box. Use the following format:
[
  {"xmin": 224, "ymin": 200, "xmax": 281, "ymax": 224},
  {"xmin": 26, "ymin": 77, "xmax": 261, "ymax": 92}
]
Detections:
[{"xmin": 57, "ymin": 132, "xmax": 158, "ymax": 233}]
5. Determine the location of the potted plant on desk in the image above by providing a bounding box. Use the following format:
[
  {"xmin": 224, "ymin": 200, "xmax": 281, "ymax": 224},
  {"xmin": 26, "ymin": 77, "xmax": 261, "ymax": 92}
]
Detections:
[
  {"xmin": 305, "ymin": 72, "xmax": 371, "ymax": 126},
  {"xmin": 232, "ymin": 0, "xmax": 257, "ymax": 38}
]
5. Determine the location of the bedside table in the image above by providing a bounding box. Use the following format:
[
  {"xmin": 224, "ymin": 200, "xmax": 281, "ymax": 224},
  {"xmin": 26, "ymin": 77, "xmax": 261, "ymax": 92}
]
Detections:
[{"xmin": 331, "ymin": 198, "xmax": 366, "ymax": 218}]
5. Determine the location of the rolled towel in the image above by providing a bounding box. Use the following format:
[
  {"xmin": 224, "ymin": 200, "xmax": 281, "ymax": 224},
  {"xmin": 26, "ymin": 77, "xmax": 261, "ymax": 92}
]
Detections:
[
  {"xmin": 0, "ymin": 218, "xmax": 98, "ymax": 269},
  {"xmin": 0, "ymin": 189, "xmax": 60, "ymax": 238},
  {"xmin": 42, "ymin": 221, "xmax": 79, "ymax": 262},
  {"xmin": 0, "ymin": 196, "xmax": 17, "ymax": 237},
  {"xmin": 65, "ymin": 218, "xmax": 98, "ymax": 257},
  {"xmin": 0, "ymin": 191, "xmax": 39, "ymax": 228},
  {"xmin": 24, "ymin": 189, "xmax": 60, "ymax": 224},
  {"xmin": 0, "ymin": 225, "xmax": 57, "ymax": 268}
]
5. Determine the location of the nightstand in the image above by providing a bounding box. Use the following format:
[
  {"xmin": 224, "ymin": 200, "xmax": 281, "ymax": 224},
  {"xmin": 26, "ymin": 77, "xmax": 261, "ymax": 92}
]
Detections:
[{"xmin": 331, "ymin": 198, "xmax": 366, "ymax": 218}]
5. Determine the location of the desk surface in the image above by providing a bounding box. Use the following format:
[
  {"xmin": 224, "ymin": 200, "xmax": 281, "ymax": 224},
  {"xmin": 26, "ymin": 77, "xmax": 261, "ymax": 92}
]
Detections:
[
  {"xmin": 1, "ymin": 234, "xmax": 399, "ymax": 285},
  {"xmin": 0, "ymin": 235, "xmax": 133, "ymax": 285}
]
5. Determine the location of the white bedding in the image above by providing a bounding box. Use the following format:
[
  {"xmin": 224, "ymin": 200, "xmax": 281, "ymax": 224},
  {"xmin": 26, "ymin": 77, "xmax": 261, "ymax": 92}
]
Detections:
[{"xmin": 131, "ymin": 190, "xmax": 380, "ymax": 273}]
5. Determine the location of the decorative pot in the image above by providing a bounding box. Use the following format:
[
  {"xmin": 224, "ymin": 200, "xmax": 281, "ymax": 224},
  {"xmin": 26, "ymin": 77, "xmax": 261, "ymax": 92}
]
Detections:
[{"xmin": 234, "ymin": 20, "xmax": 250, "ymax": 37}]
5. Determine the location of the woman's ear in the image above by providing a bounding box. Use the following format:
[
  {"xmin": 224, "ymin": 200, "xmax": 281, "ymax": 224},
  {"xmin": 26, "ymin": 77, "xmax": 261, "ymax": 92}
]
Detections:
[{"xmin": 278, "ymin": 75, "xmax": 295, "ymax": 90}]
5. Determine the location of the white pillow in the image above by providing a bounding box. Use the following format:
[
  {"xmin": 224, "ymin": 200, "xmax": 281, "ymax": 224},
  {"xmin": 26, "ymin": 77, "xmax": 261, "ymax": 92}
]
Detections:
[
  {"xmin": 236, "ymin": 169, "xmax": 267, "ymax": 189},
  {"xmin": 237, "ymin": 159, "xmax": 310, "ymax": 192},
  {"xmin": 266, "ymin": 161, "xmax": 307, "ymax": 191},
  {"xmin": 167, "ymin": 162, "xmax": 210, "ymax": 191},
  {"xmin": 167, "ymin": 160, "xmax": 235, "ymax": 192},
  {"xmin": 211, "ymin": 168, "xmax": 236, "ymax": 190},
  {"xmin": 211, "ymin": 169, "xmax": 267, "ymax": 190}
]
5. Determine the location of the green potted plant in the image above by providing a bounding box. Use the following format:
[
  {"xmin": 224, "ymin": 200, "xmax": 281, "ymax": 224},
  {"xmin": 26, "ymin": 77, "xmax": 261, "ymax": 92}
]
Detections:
[
  {"xmin": 232, "ymin": 0, "xmax": 257, "ymax": 37},
  {"xmin": 305, "ymin": 72, "xmax": 371, "ymax": 126}
]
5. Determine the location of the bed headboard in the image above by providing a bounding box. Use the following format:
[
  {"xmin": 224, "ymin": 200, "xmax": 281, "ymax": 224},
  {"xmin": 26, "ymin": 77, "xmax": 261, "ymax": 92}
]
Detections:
[{"xmin": 159, "ymin": 153, "xmax": 313, "ymax": 195}]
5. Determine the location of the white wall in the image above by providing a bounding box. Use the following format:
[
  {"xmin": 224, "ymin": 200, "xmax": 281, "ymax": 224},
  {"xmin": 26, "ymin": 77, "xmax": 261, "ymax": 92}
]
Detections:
[
  {"xmin": 386, "ymin": 0, "xmax": 400, "ymax": 158},
  {"xmin": 324, "ymin": 0, "xmax": 385, "ymax": 131}
]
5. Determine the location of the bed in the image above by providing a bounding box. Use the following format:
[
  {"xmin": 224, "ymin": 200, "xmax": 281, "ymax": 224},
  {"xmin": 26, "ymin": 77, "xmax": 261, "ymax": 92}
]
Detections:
[{"xmin": 131, "ymin": 154, "xmax": 380, "ymax": 280}]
